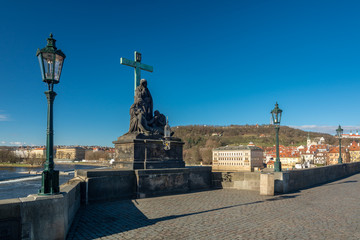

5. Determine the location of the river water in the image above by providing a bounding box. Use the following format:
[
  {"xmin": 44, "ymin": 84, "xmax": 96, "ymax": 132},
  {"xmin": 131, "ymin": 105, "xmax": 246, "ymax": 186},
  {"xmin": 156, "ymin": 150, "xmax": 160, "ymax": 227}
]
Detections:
[{"xmin": 0, "ymin": 164, "xmax": 108, "ymax": 200}]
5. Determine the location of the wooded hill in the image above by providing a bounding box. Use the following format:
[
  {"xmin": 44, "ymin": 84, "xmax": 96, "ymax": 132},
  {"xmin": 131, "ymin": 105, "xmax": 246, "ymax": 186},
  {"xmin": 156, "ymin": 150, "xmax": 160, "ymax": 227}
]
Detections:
[{"xmin": 172, "ymin": 124, "xmax": 350, "ymax": 165}]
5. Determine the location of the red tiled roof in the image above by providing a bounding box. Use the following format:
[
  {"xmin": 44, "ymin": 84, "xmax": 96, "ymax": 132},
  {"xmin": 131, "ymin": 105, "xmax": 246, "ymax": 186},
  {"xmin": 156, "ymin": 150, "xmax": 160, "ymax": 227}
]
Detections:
[
  {"xmin": 348, "ymin": 144, "xmax": 360, "ymax": 151},
  {"xmin": 328, "ymin": 146, "xmax": 347, "ymax": 153}
]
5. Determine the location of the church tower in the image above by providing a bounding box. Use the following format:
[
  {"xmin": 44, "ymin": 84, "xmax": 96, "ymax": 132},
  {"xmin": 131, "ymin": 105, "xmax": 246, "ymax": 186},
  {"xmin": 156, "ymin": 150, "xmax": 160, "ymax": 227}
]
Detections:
[{"xmin": 307, "ymin": 133, "xmax": 311, "ymax": 147}]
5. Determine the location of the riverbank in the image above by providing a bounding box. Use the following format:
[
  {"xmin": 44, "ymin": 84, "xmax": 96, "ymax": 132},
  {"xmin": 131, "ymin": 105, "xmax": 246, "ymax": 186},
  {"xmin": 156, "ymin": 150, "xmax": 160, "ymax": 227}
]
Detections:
[
  {"xmin": 59, "ymin": 161, "xmax": 110, "ymax": 167},
  {"xmin": 0, "ymin": 161, "xmax": 110, "ymax": 168},
  {"xmin": 0, "ymin": 163, "xmax": 40, "ymax": 168}
]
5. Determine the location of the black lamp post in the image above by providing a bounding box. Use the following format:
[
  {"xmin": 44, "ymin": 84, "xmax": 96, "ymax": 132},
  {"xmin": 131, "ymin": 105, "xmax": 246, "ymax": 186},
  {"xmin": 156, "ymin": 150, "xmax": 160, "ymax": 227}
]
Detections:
[
  {"xmin": 37, "ymin": 33, "xmax": 66, "ymax": 195},
  {"xmin": 271, "ymin": 102, "xmax": 283, "ymax": 172},
  {"xmin": 336, "ymin": 125, "xmax": 343, "ymax": 164}
]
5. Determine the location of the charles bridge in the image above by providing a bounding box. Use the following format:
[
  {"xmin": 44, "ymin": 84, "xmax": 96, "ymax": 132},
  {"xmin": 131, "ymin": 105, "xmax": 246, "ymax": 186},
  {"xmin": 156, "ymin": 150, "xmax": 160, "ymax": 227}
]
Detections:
[
  {"xmin": 2, "ymin": 43, "xmax": 357, "ymax": 239},
  {"xmin": 0, "ymin": 162, "xmax": 359, "ymax": 240}
]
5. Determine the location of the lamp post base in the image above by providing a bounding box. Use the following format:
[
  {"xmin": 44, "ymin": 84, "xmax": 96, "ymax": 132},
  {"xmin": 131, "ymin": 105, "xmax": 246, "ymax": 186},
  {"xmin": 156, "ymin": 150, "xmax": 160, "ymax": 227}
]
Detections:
[
  {"xmin": 39, "ymin": 170, "xmax": 60, "ymax": 195},
  {"xmin": 274, "ymin": 161, "xmax": 282, "ymax": 172}
]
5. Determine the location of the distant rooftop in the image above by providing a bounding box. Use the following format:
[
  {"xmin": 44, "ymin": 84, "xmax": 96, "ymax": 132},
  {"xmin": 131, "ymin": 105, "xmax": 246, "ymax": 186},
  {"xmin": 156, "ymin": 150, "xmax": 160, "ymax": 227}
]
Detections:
[{"xmin": 214, "ymin": 144, "xmax": 262, "ymax": 151}]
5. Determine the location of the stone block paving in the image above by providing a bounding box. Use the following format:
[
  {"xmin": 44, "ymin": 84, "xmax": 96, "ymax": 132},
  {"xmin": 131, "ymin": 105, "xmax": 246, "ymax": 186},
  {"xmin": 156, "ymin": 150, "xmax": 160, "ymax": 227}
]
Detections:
[{"xmin": 67, "ymin": 174, "xmax": 360, "ymax": 240}]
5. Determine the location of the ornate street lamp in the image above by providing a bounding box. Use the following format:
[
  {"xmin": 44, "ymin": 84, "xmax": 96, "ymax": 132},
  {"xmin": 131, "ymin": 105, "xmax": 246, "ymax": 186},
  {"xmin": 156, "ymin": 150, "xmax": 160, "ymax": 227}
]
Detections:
[
  {"xmin": 163, "ymin": 117, "xmax": 171, "ymax": 150},
  {"xmin": 271, "ymin": 102, "xmax": 283, "ymax": 172},
  {"xmin": 164, "ymin": 117, "xmax": 171, "ymax": 139},
  {"xmin": 37, "ymin": 33, "xmax": 66, "ymax": 195},
  {"xmin": 336, "ymin": 125, "xmax": 343, "ymax": 164}
]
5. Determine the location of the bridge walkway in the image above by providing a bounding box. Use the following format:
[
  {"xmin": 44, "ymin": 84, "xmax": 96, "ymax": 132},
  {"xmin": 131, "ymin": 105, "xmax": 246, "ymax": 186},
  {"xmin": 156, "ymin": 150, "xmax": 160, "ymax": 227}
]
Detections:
[{"xmin": 67, "ymin": 173, "xmax": 360, "ymax": 240}]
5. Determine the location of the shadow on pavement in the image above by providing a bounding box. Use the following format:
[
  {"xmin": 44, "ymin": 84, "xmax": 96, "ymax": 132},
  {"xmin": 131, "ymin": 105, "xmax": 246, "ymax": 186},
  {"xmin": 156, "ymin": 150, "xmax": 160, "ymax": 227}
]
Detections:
[
  {"xmin": 327, "ymin": 180, "xmax": 357, "ymax": 185},
  {"xmin": 152, "ymin": 194, "xmax": 298, "ymax": 223},
  {"xmin": 66, "ymin": 193, "xmax": 298, "ymax": 239}
]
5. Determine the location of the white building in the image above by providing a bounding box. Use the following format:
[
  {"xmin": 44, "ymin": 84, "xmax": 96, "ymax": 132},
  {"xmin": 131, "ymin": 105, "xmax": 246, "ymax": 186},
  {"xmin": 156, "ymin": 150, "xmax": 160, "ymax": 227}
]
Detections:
[
  {"xmin": 212, "ymin": 142, "xmax": 264, "ymax": 171},
  {"xmin": 13, "ymin": 149, "xmax": 31, "ymax": 158}
]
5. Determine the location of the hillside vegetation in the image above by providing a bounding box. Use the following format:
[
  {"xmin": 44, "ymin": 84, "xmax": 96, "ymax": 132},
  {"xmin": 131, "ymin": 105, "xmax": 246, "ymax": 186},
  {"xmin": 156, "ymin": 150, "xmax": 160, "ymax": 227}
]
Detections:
[{"xmin": 172, "ymin": 124, "xmax": 346, "ymax": 165}]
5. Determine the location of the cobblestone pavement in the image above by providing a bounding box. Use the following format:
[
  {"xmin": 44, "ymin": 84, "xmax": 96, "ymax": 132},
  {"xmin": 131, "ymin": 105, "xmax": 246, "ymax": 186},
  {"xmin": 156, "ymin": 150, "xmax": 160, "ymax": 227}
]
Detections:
[{"xmin": 67, "ymin": 174, "xmax": 360, "ymax": 240}]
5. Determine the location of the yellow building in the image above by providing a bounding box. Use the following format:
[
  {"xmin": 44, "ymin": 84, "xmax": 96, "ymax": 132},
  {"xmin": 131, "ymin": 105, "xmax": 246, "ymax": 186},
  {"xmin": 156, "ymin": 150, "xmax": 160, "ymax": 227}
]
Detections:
[
  {"xmin": 327, "ymin": 147, "xmax": 349, "ymax": 165},
  {"xmin": 348, "ymin": 141, "xmax": 360, "ymax": 162},
  {"xmin": 212, "ymin": 143, "xmax": 264, "ymax": 171},
  {"xmin": 280, "ymin": 155, "xmax": 301, "ymax": 169},
  {"xmin": 56, "ymin": 147, "xmax": 85, "ymax": 160},
  {"xmin": 30, "ymin": 148, "xmax": 46, "ymax": 158}
]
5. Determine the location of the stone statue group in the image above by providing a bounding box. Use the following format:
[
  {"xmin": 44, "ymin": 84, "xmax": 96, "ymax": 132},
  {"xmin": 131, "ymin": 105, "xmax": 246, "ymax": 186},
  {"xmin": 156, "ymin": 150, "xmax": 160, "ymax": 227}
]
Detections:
[{"xmin": 129, "ymin": 79, "xmax": 168, "ymax": 136}]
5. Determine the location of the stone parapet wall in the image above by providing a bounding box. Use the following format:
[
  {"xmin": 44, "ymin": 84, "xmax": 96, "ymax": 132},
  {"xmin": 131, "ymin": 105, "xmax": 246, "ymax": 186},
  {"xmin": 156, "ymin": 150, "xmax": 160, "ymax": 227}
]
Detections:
[
  {"xmin": 76, "ymin": 166, "xmax": 212, "ymax": 202},
  {"xmin": 136, "ymin": 168, "xmax": 190, "ymax": 198},
  {"xmin": 0, "ymin": 179, "xmax": 81, "ymax": 240},
  {"xmin": 188, "ymin": 166, "xmax": 212, "ymax": 190},
  {"xmin": 212, "ymin": 171, "xmax": 261, "ymax": 191},
  {"xmin": 275, "ymin": 162, "xmax": 360, "ymax": 193},
  {"xmin": 75, "ymin": 169, "xmax": 136, "ymax": 203}
]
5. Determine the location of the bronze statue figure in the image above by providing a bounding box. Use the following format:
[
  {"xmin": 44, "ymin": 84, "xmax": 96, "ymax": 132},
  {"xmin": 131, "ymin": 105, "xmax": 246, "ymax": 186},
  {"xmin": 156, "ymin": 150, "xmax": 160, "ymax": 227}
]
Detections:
[{"xmin": 129, "ymin": 79, "xmax": 167, "ymax": 136}]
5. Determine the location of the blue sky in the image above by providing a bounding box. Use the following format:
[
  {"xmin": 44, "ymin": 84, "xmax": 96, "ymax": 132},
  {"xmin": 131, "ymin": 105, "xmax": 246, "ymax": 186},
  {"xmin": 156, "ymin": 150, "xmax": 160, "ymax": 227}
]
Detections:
[{"xmin": 1, "ymin": 0, "xmax": 360, "ymax": 146}]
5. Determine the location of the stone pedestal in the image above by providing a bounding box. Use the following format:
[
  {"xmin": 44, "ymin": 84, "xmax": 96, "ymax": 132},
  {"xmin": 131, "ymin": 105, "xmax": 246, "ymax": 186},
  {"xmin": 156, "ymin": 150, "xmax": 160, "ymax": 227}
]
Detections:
[
  {"xmin": 112, "ymin": 133, "xmax": 185, "ymax": 170},
  {"xmin": 260, "ymin": 173, "xmax": 275, "ymax": 196}
]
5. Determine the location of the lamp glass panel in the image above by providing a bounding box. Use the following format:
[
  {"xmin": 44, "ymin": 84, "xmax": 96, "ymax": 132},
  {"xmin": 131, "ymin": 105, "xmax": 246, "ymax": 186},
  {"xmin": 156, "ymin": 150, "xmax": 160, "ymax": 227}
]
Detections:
[
  {"xmin": 278, "ymin": 112, "xmax": 282, "ymax": 123},
  {"xmin": 42, "ymin": 52, "xmax": 55, "ymax": 80},
  {"xmin": 38, "ymin": 55, "xmax": 45, "ymax": 80},
  {"xmin": 337, "ymin": 129, "xmax": 341, "ymax": 137},
  {"xmin": 54, "ymin": 54, "xmax": 64, "ymax": 81}
]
